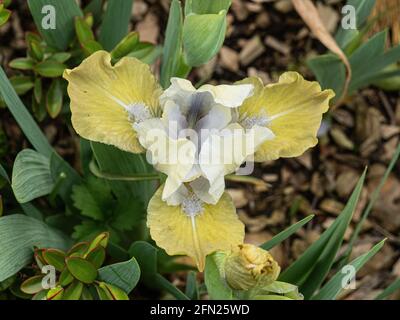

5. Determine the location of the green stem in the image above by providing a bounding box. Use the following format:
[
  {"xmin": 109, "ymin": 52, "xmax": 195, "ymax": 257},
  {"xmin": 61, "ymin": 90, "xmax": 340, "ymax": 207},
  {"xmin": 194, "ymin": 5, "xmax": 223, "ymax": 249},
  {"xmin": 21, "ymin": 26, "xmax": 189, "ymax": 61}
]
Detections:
[
  {"xmin": 89, "ymin": 161, "xmax": 161, "ymax": 182},
  {"xmin": 155, "ymin": 274, "xmax": 190, "ymax": 300}
]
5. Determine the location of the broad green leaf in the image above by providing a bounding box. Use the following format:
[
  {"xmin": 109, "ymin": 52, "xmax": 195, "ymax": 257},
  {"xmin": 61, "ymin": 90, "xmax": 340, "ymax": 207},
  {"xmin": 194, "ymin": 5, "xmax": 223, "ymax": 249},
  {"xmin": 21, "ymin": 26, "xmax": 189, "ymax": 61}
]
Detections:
[
  {"xmin": 11, "ymin": 149, "xmax": 54, "ymax": 203},
  {"xmin": 50, "ymin": 52, "xmax": 72, "ymax": 63},
  {"xmin": 62, "ymin": 281, "xmax": 83, "ymax": 300},
  {"xmin": 0, "ymin": 214, "xmax": 71, "ymax": 281},
  {"xmin": 186, "ymin": 0, "xmax": 232, "ymax": 14},
  {"xmin": 46, "ymin": 79, "xmax": 63, "ymax": 118},
  {"xmin": 34, "ymin": 60, "xmax": 66, "ymax": 78},
  {"xmin": 91, "ymin": 142, "xmax": 155, "ymax": 205},
  {"xmin": 111, "ymin": 32, "xmax": 140, "ymax": 61},
  {"xmin": 375, "ymin": 278, "xmax": 400, "ymax": 300},
  {"xmin": 127, "ymin": 43, "xmax": 163, "ymax": 65},
  {"xmin": 183, "ymin": 11, "xmax": 227, "ymax": 67},
  {"xmin": 86, "ymin": 246, "xmax": 106, "ymax": 269},
  {"xmin": 307, "ymin": 54, "xmax": 346, "ymax": 103},
  {"xmin": 9, "ymin": 58, "xmax": 35, "ymax": 70},
  {"xmin": 279, "ymin": 170, "xmax": 366, "ymax": 299},
  {"xmin": 313, "ymin": 239, "xmax": 385, "ymax": 300},
  {"xmin": 10, "ymin": 76, "xmax": 34, "ymax": 95},
  {"xmin": 27, "ymin": 0, "xmax": 83, "ymax": 50},
  {"xmin": 0, "ymin": 8, "xmax": 11, "ymax": 27},
  {"xmin": 75, "ymin": 16, "xmax": 95, "ymax": 45},
  {"xmin": 99, "ymin": 0, "xmax": 134, "ymax": 51},
  {"xmin": 42, "ymin": 248, "xmax": 66, "ymax": 271},
  {"xmin": 129, "ymin": 241, "xmax": 158, "ymax": 284},
  {"xmin": 87, "ymin": 232, "xmax": 109, "ymax": 252},
  {"xmin": 59, "ymin": 268, "xmax": 74, "ymax": 287},
  {"xmin": 261, "ymin": 215, "xmax": 314, "ymax": 251},
  {"xmin": 160, "ymin": 0, "xmax": 184, "ymax": 88},
  {"xmin": 98, "ymin": 282, "xmax": 129, "ymax": 300},
  {"xmin": 20, "ymin": 275, "xmax": 45, "ymax": 294},
  {"xmin": 66, "ymin": 257, "xmax": 97, "ymax": 284},
  {"xmin": 204, "ymin": 253, "xmax": 233, "ymax": 300},
  {"xmin": 46, "ymin": 286, "xmax": 64, "ymax": 300},
  {"xmin": 98, "ymin": 257, "xmax": 140, "ymax": 294}
]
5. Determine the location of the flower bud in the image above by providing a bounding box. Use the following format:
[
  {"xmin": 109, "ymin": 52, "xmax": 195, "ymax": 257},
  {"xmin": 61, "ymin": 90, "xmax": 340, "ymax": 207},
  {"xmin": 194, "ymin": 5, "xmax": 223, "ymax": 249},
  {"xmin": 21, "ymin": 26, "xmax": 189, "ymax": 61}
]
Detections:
[{"xmin": 224, "ymin": 244, "xmax": 280, "ymax": 291}]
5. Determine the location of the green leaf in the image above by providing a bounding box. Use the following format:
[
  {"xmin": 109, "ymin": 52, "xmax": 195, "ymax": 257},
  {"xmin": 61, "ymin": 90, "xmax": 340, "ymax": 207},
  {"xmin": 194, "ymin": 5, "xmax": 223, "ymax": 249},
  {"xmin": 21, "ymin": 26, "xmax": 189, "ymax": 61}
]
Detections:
[
  {"xmin": 279, "ymin": 170, "xmax": 367, "ymax": 299},
  {"xmin": 111, "ymin": 32, "xmax": 140, "ymax": 61},
  {"xmin": 0, "ymin": 214, "xmax": 72, "ymax": 281},
  {"xmin": 0, "ymin": 8, "xmax": 11, "ymax": 27},
  {"xmin": 71, "ymin": 183, "xmax": 106, "ymax": 221},
  {"xmin": 98, "ymin": 257, "xmax": 140, "ymax": 294},
  {"xmin": 99, "ymin": 0, "xmax": 134, "ymax": 51},
  {"xmin": 10, "ymin": 76, "xmax": 34, "ymax": 96},
  {"xmin": 335, "ymin": 0, "xmax": 376, "ymax": 49},
  {"xmin": 129, "ymin": 241, "xmax": 189, "ymax": 300},
  {"xmin": 160, "ymin": 0, "xmax": 184, "ymax": 88},
  {"xmin": 111, "ymin": 198, "xmax": 144, "ymax": 231},
  {"xmin": 183, "ymin": 11, "xmax": 227, "ymax": 67},
  {"xmin": 9, "ymin": 58, "xmax": 35, "ymax": 71},
  {"xmin": 127, "ymin": 43, "xmax": 163, "ymax": 65},
  {"xmin": 75, "ymin": 16, "xmax": 95, "ymax": 45},
  {"xmin": 27, "ymin": 0, "xmax": 83, "ymax": 51},
  {"xmin": 46, "ymin": 79, "xmax": 63, "ymax": 118},
  {"xmin": 261, "ymin": 215, "xmax": 314, "ymax": 250},
  {"xmin": 98, "ymin": 282, "xmax": 129, "ymax": 300},
  {"xmin": 204, "ymin": 253, "xmax": 232, "ymax": 300},
  {"xmin": 307, "ymin": 54, "xmax": 346, "ymax": 103},
  {"xmin": 185, "ymin": 271, "xmax": 199, "ymax": 300},
  {"xmin": 33, "ymin": 78, "xmax": 42, "ymax": 103},
  {"xmin": 59, "ymin": 268, "xmax": 74, "ymax": 286},
  {"xmin": 0, "ymin": 66, "xmax": 52, "ymax": 156},
  {"xmin": 313, "ymin": 239, "xmax": 385, "ymax": 300},
  {"xmin": 34, "ymin": 60, "xmax": 66, "ymax": 78},
  {"xmin": 91, "ymin": 142, "xmax": 155, "ymax": 205},
  {"xmin": 46, "ymin": 286, "xmax": 64, "ymax": 300},
  {"xmin": 66, "ymin": 257, "xmax": 97, "ymax": 284},
  {"xmin": 87, "ymin": 232, "xmax": 110, "ymax": 252},
  {"xmin": 50, "ymin": 52, "xmax": 72, "ymax": 63},
  {"xmin": 11, "ymin": 149, "xmax": 54, "ymax": 203},
  {"xmin": 81, "ymin": 40, "xmax": 103, "ymax": 56},
  {"xmin": 186, "ymin": 0, "xmax": 232, "ymax": 14},
  {"xmin": 343, "ymin": 143, "xmax": 400, "ymax": 262},
  {"xmin": 376, "ymin": 278, "xmax": 400, "ymax": 300},
  {"xmin": 86, "ymin": 246, "xmax": 106, "ymax": 269},
  {"xmin": 42, "ymin": 248, "xmax": 66, "ymax": 271},
  {"xmin": 62, "ymin": 281, "xmax": 83, "ymax": 300},
  {"xmin": 20, "ymin": 275, "xmax": 45, "ymax": 295}
]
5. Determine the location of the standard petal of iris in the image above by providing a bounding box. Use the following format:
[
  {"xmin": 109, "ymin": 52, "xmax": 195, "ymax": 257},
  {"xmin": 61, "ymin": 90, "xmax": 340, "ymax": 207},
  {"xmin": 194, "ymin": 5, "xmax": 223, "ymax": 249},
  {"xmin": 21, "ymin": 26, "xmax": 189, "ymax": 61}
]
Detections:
[
  {"xmin": 238, "ymin": 72, "xmax": 335, "ymax": 161},
  {"xmin": 147, "ymin": 186, "xmax": 245, "ymax": 271},
  {"xmin": 199, "ymin": 83, "xmax": 254, "ymax": 108},
  {"xmin": 64, "ymin": 50, "xmax": 162, "ymax": 153}
]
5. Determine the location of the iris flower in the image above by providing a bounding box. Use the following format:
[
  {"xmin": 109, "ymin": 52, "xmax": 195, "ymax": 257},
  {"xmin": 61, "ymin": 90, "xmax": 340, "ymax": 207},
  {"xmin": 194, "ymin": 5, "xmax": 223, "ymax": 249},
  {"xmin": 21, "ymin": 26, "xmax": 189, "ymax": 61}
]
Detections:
[{"xmin": 64, "ymin": 51, "xmax": 334, "ymax": 270}]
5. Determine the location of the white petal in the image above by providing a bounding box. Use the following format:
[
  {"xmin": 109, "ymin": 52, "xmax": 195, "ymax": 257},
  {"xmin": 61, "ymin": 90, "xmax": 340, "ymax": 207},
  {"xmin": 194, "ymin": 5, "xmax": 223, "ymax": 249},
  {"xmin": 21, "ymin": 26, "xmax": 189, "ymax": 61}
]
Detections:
[
  {"xmin": 198, "ymin": 83, "xmax": 254, "ymax": 108},
  {"xmin": 164, "ymin": 184, "xmax": 189, "ymax": 206},
  {"xmin": 134, "ymin": 118, "xmax": 166, "ymax": 149},
  {"xmin": 190, "ymin": 177, "xmax": 224, "ymax": 205},
  {"xmin": 160, "ymin": 77, "xmax": 196, "ymax": 112}
]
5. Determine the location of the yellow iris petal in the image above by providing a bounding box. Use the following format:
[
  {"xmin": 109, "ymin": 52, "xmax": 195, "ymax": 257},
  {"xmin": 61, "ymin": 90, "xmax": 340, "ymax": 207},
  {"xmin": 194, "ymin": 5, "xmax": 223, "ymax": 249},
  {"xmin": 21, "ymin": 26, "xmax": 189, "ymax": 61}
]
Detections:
[
  {"xmin": 63, "ymin": 50, "xmax": 162, "ymax": 153},
  {"xmin": 147, "ymin": 185, "xmax": 245, "ymax": 271},
  {"xmin": 238, "ymin": 72, "xmax": 335, "ymax": 161}
]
